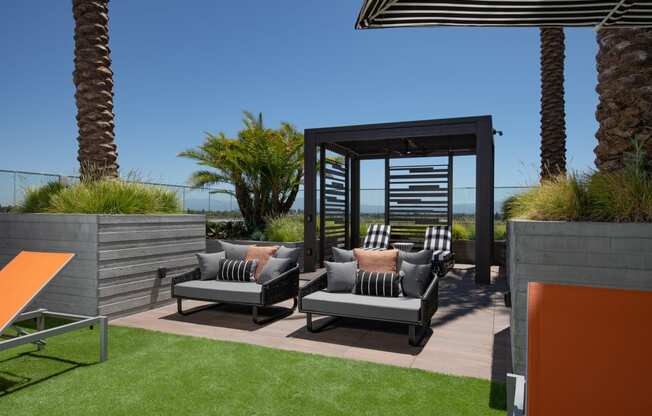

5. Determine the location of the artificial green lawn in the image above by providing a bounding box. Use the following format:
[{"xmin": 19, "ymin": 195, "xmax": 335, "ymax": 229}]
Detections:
[{"xmin": 0, "ymin": 325, "xmax": 505, "ymax": 415}]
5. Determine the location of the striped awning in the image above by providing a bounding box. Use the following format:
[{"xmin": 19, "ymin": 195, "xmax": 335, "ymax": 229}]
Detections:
[{"xmin": 356, "ymin": 1, "xmax": 652, "ymax": 30}]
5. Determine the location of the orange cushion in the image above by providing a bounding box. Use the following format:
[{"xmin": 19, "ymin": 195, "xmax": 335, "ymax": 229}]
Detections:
[
  {"xmin": 245, "ymin": 245, "xmax": 280, "ymax": 281},
  {"xmin": 353, "ymin": 249, "xmax": 397, "ymax": 273}
]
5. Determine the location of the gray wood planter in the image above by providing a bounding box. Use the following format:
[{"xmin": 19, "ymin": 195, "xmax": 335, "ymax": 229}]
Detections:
[
  {"xmin": 0, "ymin": 213, "xmax": 205, "ymax": 317},
  {"xmin": 507, "ymin": 219, "xmax": 652, "ymax": 376}
]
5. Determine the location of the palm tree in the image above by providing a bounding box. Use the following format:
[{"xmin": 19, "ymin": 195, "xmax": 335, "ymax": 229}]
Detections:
[
  {"xmin": 595, "ymin": 28, "xmax": 652, "ymax": 174},
  {"xmin": 539, "ymin": 28, "xmax": 567, "ymax": 180},
  {"xmin": 73, "ymin": 0, "xmax": 118, "ymax": 179},
  {"xmin": 179, "ymin": 112, "xmax": 304, "ymax": 231}
]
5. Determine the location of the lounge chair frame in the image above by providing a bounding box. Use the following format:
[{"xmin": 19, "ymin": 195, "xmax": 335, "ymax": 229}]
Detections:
[
  {"xmin": 0, "ymin": 308, "xmax": 108, "ymax": 362},
  {"xmin": 171, "ymin": 266, "xmax": 300, "ymax": 325},
  {"xmin": 299, "ymin": 271, "xmax": 440, "ymax": 346}
]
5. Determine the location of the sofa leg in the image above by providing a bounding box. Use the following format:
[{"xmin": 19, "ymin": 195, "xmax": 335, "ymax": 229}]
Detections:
[
  {"xmin": 176, "ymin": 298, "xmax": 220, "ymax": 316},
  {"xmin": 252, "ymin": 298, "xmax": 297, "ymax": 325},
  {"xmin": 409, "ymin": 324, "xmax": 428, "ymax": 346},
  {"xmin": 306, "ymin": 313, "xmax": 338, "ymax": 333}
]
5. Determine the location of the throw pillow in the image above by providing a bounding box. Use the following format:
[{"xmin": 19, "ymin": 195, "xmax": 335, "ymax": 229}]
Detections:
[
  {"xmin": 245, "ymin": 245, "xmax": 280, "ymax": 281},
  {"xmin": 353, "ymin": 270, "xmax": 400, "ymax": 297},
  {"xmin": 400, "ymin": 260, "xmax": 433, "ymax": 298},
  {"xmin": 353, "ymin": 248, "xmax": 398, "ymax": 273},
  {"xmin": 397, "ymin": 249, "xmax": 433, "ymax": 269},
  {"xmin": 196, "ymin": 251, "xmax": 225, "ymax": 280},
  {"xmin": 332, "ymin": 247, "xmax": 355, "ymax": 263},
  {"xmin": 219, "ymin": 241, "xmax": 249, "ymax": 260},
  {"xmin": 258, "ymin": 257, "xmax": 295, "ymax": 284},
  {"xmin": 325, "ymin": 261, "xmax": 357, "ymax": 292},
  {"xmin": 217, "ymin": 258, "xmax": 257, "ymax": 282},
  {"xmin": 274, "ymin": 246, "xmax": 301, "ymax": 265}
]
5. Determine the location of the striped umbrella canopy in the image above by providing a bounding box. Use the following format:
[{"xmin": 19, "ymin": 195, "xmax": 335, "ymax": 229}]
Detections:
[{"xmin": 356, "ymin": 1, "xmax": 652, "ymax": 30}]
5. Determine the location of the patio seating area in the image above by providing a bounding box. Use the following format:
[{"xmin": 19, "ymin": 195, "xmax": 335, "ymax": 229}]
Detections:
[{"xmin": 114, "ymin": 264, "xmax": 511, "ymax": 381}]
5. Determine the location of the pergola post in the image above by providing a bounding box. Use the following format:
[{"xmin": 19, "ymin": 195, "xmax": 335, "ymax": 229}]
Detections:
[
  {"xmin": 350, "ymin": 157, "xmax": 361, "ymax": 249},
  {"xmin": 475, "ymin": 117, "xmax": 495, "ymax": 284},
  {"xmin": 303, "ymin": 133, "xmax": 317, "ymax": 273}
]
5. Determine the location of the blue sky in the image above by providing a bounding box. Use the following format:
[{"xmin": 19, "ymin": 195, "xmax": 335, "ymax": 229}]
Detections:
[{"xmin": 0, "ymin": 0, "xmax": 599, "ymax": 189}]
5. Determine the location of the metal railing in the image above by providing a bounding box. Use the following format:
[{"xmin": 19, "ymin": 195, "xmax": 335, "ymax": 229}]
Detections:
[{"xmin": 0, "ymin": 169, "xmax": 532, "ymax": 217}]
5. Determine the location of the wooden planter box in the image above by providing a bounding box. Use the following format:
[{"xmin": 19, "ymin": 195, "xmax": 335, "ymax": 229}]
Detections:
[
  {"xmin": 507, "ymin": 219, "xmax": 652, "ymax": 376},
  {"xmin": 452, "ymin": 239, "xmax": 506, "ymax": 266},
  {"xmin": 0, "ymin": 213, "xmax": 205, "ymax": 317}
]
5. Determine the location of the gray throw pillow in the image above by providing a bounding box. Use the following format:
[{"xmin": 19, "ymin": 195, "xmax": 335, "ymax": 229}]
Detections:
[
  {"xmin": 274, "ymin": 246, "xmax": 301, "ymax": 265},
  {"xmin": 258, "ymin": 257, "xmax": 294, "ymax": 284},
  {"xmin": 325, "ymin": 261, "xmax": 357, "ymax": 292},
  {"xmin": 400, "ymin": 260, "xmax": 433, "ymax": 298},
  {"xmin": 219, "ymin": 241, "xmax": 249, "ymax": 260},
  {"xmin": 196, "ymin": 251, "xmax": 225, "ymax": 280},
  {"xmin": 398, "ymin": 249, "xmax": 433, "ymax": 269},
  {"xmin": 332, "ymin": 247, "xmax": 355, "ymax": 263}
]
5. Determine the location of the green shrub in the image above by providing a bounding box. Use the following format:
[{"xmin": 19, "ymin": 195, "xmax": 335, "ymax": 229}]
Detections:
[
  {"xmin": 452, "ymin": 223, "xmax": 474, "ymax": 240},
  {"xmin": 504, "ymin": 173, "xmax": 588, "ymax": 221},
  {"xmin": 18, "ymin": 181, "xmax": 65, "ymax": 213},
  {"xmin": 206, "ymin": 220, "xmax": 248, "ymax": 239},
  {"xmin": 265, "ymin": 214, "xmax": 304, "ymax": 242},
  {"xmin": 506, "ymin": 139, "xmax": 651, "ymax": 223},
  {"xmin": 494, "ymin": 223, "xmax": 507, "ymax": 240},
  {"xmin": 17, "ymin": 179, "xmax": 181, "ymax": 214}
]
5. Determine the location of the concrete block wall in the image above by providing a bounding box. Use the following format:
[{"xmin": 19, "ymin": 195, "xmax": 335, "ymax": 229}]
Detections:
[
  {"xmin": 0, "ymin": 213, "xmax": 205, "ymax": 317},
  {"xmin": 508, "ymin": 220, "xmax": 652, "ymax": 375}
]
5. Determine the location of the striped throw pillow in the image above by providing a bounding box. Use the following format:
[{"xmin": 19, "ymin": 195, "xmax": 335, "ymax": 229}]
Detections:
[
  {"xmin": 353, "ymin": 270, "xmax": 400, "ymax": 297},
  {"xmin": 217, "ymin": 259, "xmax": 257, "ymax": 282}
]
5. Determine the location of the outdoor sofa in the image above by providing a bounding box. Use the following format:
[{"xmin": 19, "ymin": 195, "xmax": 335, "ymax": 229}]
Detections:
[
  {"xmin": 299, "ymin": 248, "xmax": 440, "ymax": 346},
  {"xmin": 170, "ymin": 242, "xmax": 300, "ymax": 325}
]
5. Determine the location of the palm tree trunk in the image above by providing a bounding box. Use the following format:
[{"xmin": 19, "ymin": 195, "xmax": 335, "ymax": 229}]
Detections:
[
  {"xmin": 539, "ymin": 28, "xmax": 567, "ymax": 180},
  {"xmin": 73, "ymin": 0, "xmax": 118, "ymax": 180},
  {"xmin": 595, "ymin": 28, "xmax": 652, "ymax": 173}
]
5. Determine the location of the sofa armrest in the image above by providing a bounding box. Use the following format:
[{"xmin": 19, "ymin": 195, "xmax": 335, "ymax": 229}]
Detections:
[
  {"xmin": 298, "ymin": 271, "xmax": 327, "ymax": 310},
  {"xmin": 420, "ymin": 274, "xmax": 440, "ymax": 325},
  {"xmin": 261, "ymin": 266, "xmax": 300, "ymax": 305},
  {"xmin": 172, "ymin": 268, "xmax": 200, "ymax": 287}
]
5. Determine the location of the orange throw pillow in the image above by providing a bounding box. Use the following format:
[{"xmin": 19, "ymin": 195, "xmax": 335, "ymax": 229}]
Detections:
[
  {"xmin": 245, "ymin": 245, "xmax": 280, "ymax": 281},
  {"xmin": 353, "ymin": 249, "xmax": 398, "ymax": 273}
]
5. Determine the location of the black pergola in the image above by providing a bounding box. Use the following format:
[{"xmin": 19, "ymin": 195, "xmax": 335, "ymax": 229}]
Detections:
[{"xmin": 303, "ymin": 116, "xmax": 495, "ymax": 284}]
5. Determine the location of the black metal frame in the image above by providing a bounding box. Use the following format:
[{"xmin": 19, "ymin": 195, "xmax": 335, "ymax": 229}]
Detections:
[
  {"xmin": 298, "ymin": 271, "xmax": 440, "ymax": 346},
  {"xmin": 303, "ymin": 116, "xmax": 495, "ymax": 284},
  {"xmin": 170, "ymin": 266, "xmax": 300, "ymax": 325}
]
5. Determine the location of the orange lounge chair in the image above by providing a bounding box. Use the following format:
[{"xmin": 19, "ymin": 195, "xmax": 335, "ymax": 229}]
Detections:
[{"xmin": 0, "ymin": 251, "xmax": 108, "ymax": 362}]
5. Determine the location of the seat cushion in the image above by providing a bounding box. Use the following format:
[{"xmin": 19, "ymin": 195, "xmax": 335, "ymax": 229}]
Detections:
[
  {"xmin": 174, "ymin": 280, "xmax": 262, "ymax": 304},
  {"xmin": 302, "ymin": 291, "xmax": 421, "ymax": 323}
]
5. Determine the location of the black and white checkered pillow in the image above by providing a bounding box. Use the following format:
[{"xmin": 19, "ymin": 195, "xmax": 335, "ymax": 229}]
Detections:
[
  {"xmin": 424, "ymin": 226, "xmax": 452, "ymax": 251},
  {"xmin": 353, "ymin": 270, "xmax": 400, "ymax": 297},
  {"xmin": 362, "ymin": 224, "xmax": 391, "ymax": 250},
  {"xmin": 217, "ymin": 259, "xmax": 257, "ymax": 282}
]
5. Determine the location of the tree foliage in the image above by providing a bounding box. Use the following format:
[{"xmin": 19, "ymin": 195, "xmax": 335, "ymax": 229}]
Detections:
[{"xmin": 179, "ymin": 112, "xmax": 304, "ymax": 230}]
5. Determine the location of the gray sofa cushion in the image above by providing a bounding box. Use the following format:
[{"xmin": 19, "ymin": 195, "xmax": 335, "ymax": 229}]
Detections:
[
  {"xmin": 274, "ymin": 246, "xmax": 301, "ymax": 265},
  {"xmin": 400, "ymin": 261, "xmax": 433, "ymax": 298},
  {"xmin": 332, "ymin": 247, "xmax": 355, "ymax": 263},
  {"xmin": 258, "ymin": 257, "xmax": 294, "ymax": 284},
  {"xmin": 219, "ymin": 241, "xmax": 249, "ymax": 259},
  {"xmin": 174, "ymin": 280, "xmax": 262, "ymax": 304},
  {"xmin": 398, "ymin": 249, "xmax": 433, "ymax": 269},
  {"xmin": 325, "ymin": 261, "xmax": 357, "ymax": 292},
  {"xmin": 302, "ymin": 291, "xmax": 421, "ymax": 323},
  {"xmin": 196, "ymin": 251, "xmax": 225, "ymax": 280}
]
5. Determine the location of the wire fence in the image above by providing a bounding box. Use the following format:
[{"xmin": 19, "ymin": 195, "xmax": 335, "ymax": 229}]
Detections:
[{"xmin": 0, "ymin": 169, "xmax": 532, "ymax": 218}]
